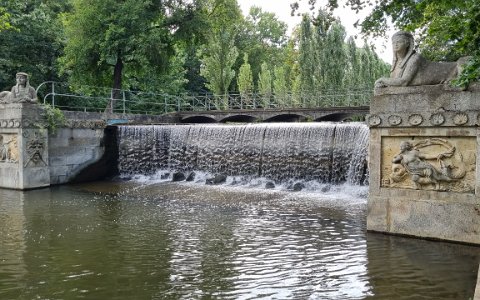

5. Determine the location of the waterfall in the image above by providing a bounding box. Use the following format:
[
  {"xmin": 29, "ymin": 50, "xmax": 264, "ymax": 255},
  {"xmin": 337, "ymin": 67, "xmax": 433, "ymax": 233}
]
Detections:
[{"xmin": 117, "ymin": 123, "xmax": 369, "ymax": 187}]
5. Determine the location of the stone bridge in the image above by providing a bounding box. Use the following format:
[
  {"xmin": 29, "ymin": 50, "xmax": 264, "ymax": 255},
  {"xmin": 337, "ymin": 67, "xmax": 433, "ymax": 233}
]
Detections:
[{"xmin": 173, "ymin": 106, "xmax": 370, "ymax": 123}]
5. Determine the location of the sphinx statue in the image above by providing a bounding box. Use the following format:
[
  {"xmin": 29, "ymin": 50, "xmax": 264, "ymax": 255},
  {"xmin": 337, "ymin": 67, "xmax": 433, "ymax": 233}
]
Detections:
[
  {"xmin": 375, "ymin": 31, "xmax": 470, "ymax": 88},
  {"xmin": 0, "ymin": 72, "xmax": 38, "ymax": 103}
]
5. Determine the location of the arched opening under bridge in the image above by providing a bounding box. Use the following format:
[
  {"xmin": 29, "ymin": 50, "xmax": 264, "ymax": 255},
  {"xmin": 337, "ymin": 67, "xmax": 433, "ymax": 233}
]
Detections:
[
  {"xmin": 264, "ymin": 114, "xmax": 307, "ymax": 122},
  {"xmin": 315, "ymin": 113, "xmax": 365, "ymax": 122},
  {"xmin": 181, "ymin": 116, "xmax": 217, "ymax": 123},
  {"xmin": 220, "ymin": 115, "xmax": 257, "ymax": 123}
]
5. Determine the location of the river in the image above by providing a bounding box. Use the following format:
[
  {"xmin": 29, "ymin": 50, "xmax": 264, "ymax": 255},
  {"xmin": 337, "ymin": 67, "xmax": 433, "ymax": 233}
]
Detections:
[{"xmin": 0, "ymin": 181, "xmax": 478, "ymax": 299}]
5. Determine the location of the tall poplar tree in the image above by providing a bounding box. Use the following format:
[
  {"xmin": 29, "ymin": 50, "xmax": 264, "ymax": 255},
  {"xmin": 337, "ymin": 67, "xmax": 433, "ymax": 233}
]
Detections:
[
  {"xmin": 257, "ymin": 62, "xmax": 272, "ymax": 107},
  {"xmin": 323, "ymin": 22, "xmax": 347, "ymax": 89},
  {"xmin": 200, "ymin": 29, "xmax": 238, "ymax": 96},
  {"xmin": 237, "ymin": 53, "xmax": 253, "ymax": 106},
  {"xmin": 199, "ymin": 0, "xmax": 242, "ymax": 98},
  {"xmin": 298, "ymin": 15, "xmax": 315, "ymax": 99},
  {"xmin": 273, "ymin": 65, "xmax": 288, "ymax": 107}
]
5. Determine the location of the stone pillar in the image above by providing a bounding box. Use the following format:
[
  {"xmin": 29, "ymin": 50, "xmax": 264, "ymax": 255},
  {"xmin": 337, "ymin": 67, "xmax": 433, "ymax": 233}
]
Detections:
[
  {"xmin": 366, "ymin": 84, "xmax": 480, "ymax": 245},
  {"xmin": 0, "ymin": 103, "xmax": 50, "ymax": 189}
]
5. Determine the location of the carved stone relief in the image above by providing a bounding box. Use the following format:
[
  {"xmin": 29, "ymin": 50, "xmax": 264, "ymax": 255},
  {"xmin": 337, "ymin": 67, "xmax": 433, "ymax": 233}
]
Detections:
[
  {"xmin": 366, "ymin": 111, "xmax": 477, "ymax": 127},
  {"xmin": 453, "ymin": 113, "xmax": 468, "ymax": 125},
  {"xmin": 388, "ymin": 115, "xmax": 402, "ymax": 126},
  {"xmin": 23, "ymin": 131, "xmax": 47, "ymax": 168},
  {"xmin": 408, "ymin": 114, "xmax": 423, "ymax": 126},
  {"xmin": 0, "ymin": 134, "xmax": 19, "ymax": 163},
  {"xmin": 430, "ymin": 113, "xmax": 445, "ymax": 125},
  {"xmin": 381, "ymin": 137, "xmax": 476, "ymax": 193}
]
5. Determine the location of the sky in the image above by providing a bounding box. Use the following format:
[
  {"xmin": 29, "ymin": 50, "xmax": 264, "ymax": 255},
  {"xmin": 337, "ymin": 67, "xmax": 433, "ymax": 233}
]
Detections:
[{"xmin": 237, "ymin": 0, "xmax": 393, "ymax": 63}]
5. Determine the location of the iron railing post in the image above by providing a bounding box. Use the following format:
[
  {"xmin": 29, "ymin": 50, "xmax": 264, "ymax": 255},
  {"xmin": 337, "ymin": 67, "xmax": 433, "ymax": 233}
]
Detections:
[
  {"xmin": 122, "ymin": 91, "xmax": 126, "ymax": 114},
  {"xmin": 164, "ymin": 95, "xmax": 167, "ymax": 113},
  {"xmin": 52, "ymin": 82, "xmax": 55, "ymax": 107}
]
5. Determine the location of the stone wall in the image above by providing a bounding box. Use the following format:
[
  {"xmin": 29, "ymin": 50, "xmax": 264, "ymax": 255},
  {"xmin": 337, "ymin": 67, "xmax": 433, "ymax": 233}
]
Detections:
[
  {"xmin": 0, "ymin": 104, "xmax": 122, "ymax": 189},
  {"xmin": 367, "ymin": 83, "xmax": 480, "ymax": 245},
  {"xmin": 49, "ymin": 128, "xmax": 106, "ymax": 184},
  {"xmin": 48, "ymin": 114, "xmax": 120, "ymax": 185}
]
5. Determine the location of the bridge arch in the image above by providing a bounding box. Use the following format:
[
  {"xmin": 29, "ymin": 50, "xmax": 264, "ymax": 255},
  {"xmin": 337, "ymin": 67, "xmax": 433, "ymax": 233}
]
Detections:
[
  {"xmin": 220, "ymin": 114, "xmax": 258, "ymax": 123},
  {"xmin": 264, "ymin": 114, "xmax": 307, "ymax": 122},
  {"xmin": 181, "ymin": 115, "xmax": 217, "ymax": 123},
  {"xmin": 315, "ymin": 112, "xmax": 365, "ymax": 122}
]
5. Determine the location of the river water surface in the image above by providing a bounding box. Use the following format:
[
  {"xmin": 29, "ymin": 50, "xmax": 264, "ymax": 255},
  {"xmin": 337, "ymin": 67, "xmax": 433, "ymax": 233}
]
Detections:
[{"xmin": 0, "ymin": 181, "xmax": 479, "ymax": 299}]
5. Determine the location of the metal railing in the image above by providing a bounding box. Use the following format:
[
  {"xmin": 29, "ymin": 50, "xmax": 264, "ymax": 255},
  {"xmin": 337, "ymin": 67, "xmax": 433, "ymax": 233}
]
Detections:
[{"xmin": 36, "ymin": 81, "xmax": 373, "ymax": 114}]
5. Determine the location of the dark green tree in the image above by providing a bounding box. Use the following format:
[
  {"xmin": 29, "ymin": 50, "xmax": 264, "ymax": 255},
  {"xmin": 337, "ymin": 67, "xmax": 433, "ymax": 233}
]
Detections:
[
  {"xmin": 200, "ymin": 29, "xmax": 238, "ymax": 96},
  {"xmin": 237, "ymin": 53, "xmax": 253, "ymax": 105},
  {"xmin": 237, "ymin": 6, "xmax": 288, "ymax": 86},
  {"xmin": 0, "ymin": 0, "xmax": 70, "ymax": 90},
  {"xmin": 257, "ymin": 61, "xmax": 272, "ymax": 107},
  {"xmin": 298, "ymin": 15, "xmax": 316, "ymax": 100},
  {"xmin": 60, "ymin": 0, "xmax": 193, "ymax": 111},
  {"xmin": 198, "ymin": 0, "xmax": 242, "ymax": 97},
  {"xmin": 273, "ymin": 65, "xmax": 288, "ymax": 107}
]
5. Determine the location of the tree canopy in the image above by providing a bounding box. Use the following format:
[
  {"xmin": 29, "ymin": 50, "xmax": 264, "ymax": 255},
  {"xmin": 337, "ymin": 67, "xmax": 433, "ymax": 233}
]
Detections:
[
  {"xmin": 291, "ymin": 0, "xmax": 480, "ymax": 86},
  {"xmin": 1, "ymin": 0, "xmax": 393, "ymax": 112},
  {"xmin": 0, "ymin": 0, "xmax": 69, "ymax": 89}
]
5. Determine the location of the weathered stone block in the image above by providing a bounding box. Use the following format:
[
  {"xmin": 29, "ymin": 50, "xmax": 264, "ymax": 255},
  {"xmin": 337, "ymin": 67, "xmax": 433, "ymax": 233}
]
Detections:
[{"xmin": 367, "ymin": 85, "xmax": 480, "ymax": 244}]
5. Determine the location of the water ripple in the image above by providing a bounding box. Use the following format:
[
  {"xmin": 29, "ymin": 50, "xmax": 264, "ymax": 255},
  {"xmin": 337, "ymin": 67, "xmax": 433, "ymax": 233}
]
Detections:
[{"xmin": 0, "ymin": 185, "xmax": 478, "ymax": 299}]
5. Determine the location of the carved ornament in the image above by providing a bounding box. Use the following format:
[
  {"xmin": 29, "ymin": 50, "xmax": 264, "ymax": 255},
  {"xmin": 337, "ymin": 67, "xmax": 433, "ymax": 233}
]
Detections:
[
  {"xmin": 368, "ymin": 112, "xmax": 475, "ymax": 128},
  {"xmin": 0, "ymin": 134, "xmax": 19, "ymax": 163},
  {"xmin": 23, "ymin": 131, "xmax": 47, "ymax": 168},
  {"xmin": 381, "ymin": 137, "xmax": 476, "ymax": 193},
  {"xmin": 367, "ymin": 115, "xmax": 381, "ymax": 127},
  {"xmin": 0, "ymin": 119, "xmax": 21, "ymax": 128},
  {"xmin": 388, "ymin": 115, "xmax": 402, "ymax": 126},
  {"xmin": 408, "ymin": 114, "xmax": 423, "ymax": 126},
  {"xmin": 429, "ymin": 113, "xmax": 445, "ymax": 126},
  {"xmin": 453, "ymin": 113, "xmax": 468, "ymax": 125}
]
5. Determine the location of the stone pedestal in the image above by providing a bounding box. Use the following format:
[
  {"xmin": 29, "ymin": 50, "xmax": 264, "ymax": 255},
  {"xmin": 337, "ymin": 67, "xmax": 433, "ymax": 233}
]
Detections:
[
  {"xmin": 0, "ymin": 103, "xmax": 50, "ymax": 189},
  {"xmin": 367, "ymin": 84, "xmax": 480, "ymax": 244}
]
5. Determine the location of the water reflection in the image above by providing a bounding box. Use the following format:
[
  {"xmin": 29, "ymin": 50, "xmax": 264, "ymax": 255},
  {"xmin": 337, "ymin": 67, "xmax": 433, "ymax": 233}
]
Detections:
[
  {"xmin": 0, "ymin": 183, "xmax": 478, "ymax": 300},
  {"xmin": 365, "ymin": 234, "xmax": 479, "ymax": 299},
  {"xmin": 0, "ymin": 190, "xmax": 26, "ymax": 299}
]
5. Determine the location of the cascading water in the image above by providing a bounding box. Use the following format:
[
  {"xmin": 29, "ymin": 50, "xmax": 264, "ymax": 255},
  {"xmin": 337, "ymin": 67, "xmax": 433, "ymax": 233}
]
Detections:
[{"xmin": 117, "ymin": 123, "xmax": 369, "ymax": 190}]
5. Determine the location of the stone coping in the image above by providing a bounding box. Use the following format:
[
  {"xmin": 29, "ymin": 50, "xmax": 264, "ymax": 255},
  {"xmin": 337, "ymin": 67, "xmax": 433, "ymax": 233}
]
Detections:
[{"xmin": 374, "ymin": 82, "xmax": 480, "ymax": 96}]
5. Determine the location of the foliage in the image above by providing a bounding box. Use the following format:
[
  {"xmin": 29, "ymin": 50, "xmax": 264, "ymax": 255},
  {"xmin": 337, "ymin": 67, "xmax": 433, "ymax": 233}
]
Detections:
[
  {"xmin": 273, "ymin": 65, "xmax": 288, "ymax": 107},
  {"xmin": 298, "ymin": 15, "xmax": 316, "ymax": 96},
  {"xmin": 292, "ymin": 0, "xmax": 480, "ymax": 86},
  {"xmin": 237, "ymin": 6, "xmax": 288, "ymax": 86},
  {"xmin": 0, "ymin": 7, "xmax": 13, "ymax": 31},
  {"xmin": 198, "ymin": 0, "xmax": 242, "ymax": 98},
  {"xmin": 237, "ymin": 53, "xmax": 253, "ymax": 101},
  {"xmin": 42, "ymin": 103, "xmax": 66, "ymax": 133},
  {"xmin": 59, "ymin": 0, "xmax": 208, "ymax": 113},
  {"xmin": 1, "ymin": 0, "xmax": 395, "ymax": 112},
  {"xmin": 60, "ymin": 0, "xmax": 172, "ymax": 92},
  {"xmin": 199, "ymin": 29, "xmax": 239, "ymax": 96},
  {"xmin": 257, "ymin": 62, "xmax": 272, "ymax": 107},
  {"xmin": 295, "ymin": 13, "xmax": 388, "ymax": 106},
  {"xmin": 0, "ymin": 0, "xmax": 69, "ymax": 90},
  {"xmin": 322, "ymin": 22, "xmax": 347, "ymax": 90}
]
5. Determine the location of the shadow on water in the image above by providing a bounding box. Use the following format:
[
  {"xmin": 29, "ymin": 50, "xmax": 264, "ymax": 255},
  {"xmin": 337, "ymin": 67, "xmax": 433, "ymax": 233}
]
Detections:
[{"xmin": 0, "ymin": 183, "xmax": 479, "ymax": 299}]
